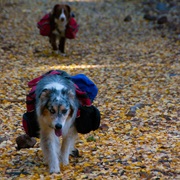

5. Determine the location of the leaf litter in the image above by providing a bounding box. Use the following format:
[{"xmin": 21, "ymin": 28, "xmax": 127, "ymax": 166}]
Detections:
[{"xmin": 0, "ymin": 0, "xmax": 180, "ymax": 179}]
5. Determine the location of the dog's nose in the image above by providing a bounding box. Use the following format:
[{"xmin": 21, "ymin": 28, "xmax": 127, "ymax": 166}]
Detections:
[
  {"xmin": 60, "ymin": 17, "xmax": 65, "ymax": 22},
  {"xmin": 55, "ymin": 123, "xmax": 62, "ymax": 129}
]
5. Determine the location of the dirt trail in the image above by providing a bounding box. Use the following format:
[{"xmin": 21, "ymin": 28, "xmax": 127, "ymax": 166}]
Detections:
[{"xmin": 0, "ymin": 0, "xmax": 179, "ymax": 179}]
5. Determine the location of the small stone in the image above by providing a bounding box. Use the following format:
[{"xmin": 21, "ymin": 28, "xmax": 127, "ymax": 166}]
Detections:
[
  {"xmin": 144, "ymin": 14, "xmax": 157, "ymax": 21},
  {"xmin": 16, "ymin": 134, "xmax": 36, "ymax": 150},
  {"xmin": 124, "ymin": 15, "xmax": 132, "ymax": 22},
  {"xmin": 99, "ymin": 124, "xmax": 109, "ymax": 131},
  {"xmin": 157, "ymin": 16, "xmax": 168, "ymax": 24}
]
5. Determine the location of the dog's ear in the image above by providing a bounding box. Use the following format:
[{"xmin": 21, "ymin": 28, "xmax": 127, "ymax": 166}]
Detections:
[
  {"xmin": 52, "ymin": 4, "xmax": 60, "ymax": 16},
  {"xmin": 68, "ymin": 89, "xmax": 75, "ymax": 100},
  {"xmin": 38, "ymin": 89, "xmax": 51, "ymax": 113},
  {"xmin": 68, "ymin": 89, "xmax": 78, "ymax": 120},
  {"xmin": 68, "ymin": 105, "xmax": 74, "ymax": 117},
  {"xmin": 65, "ymin": 5, "xmax": 71, "ymax": 14},
  {"xmin": 40, "ymin": 89, "xmax": 50, "ymax": 101}
]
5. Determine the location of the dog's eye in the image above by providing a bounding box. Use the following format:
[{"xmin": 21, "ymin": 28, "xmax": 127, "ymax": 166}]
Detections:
[
  {"xmin": 49, "ymin": 108, "xmax": 56, "ymax": 114},
  {"xmin": 62, "ymin": 109, "xmax": 67, "ymax": 114}
]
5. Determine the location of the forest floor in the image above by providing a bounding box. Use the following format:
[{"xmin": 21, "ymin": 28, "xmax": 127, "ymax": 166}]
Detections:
[{"xmin": 0, "ymin": 0, "xmax": 180, "ymax": 179}]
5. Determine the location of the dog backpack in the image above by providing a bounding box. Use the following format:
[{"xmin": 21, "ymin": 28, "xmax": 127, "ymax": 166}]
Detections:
[
  {"xmin": 37, "ymin": 13, "xmax": 79, "ymax": 39},
  {"xmin": 65, "ymin": 17, "xmax": 79, "ymax": 39},
  {"xmin": 22, "ymin": 70, "xmax": 100, "ymax": 137},
  {"xmin": 37, "ymin": 13, "xmax": 51, "ymax": 36}
]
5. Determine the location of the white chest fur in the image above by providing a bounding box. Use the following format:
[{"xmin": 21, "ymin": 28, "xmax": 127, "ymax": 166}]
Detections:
[{"xmin": 53, "ymin": 9, "xmax": 67, "ymax": 36}]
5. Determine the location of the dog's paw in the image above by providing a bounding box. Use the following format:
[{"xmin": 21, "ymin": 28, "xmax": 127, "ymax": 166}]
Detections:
[
  {"xmin": 49, "ymin": 160, "xmax": 60, "ymax": 174},
  {"xmin": 60, "ymin": 52, "xmax": 66, "ymax": 57},
  {"xmin": 60, "ymin": 156, "xmax": 69, "ymax": 165},
  {"xmin": 50, "ymin": 171, "xmax": 60, "ymax": 174},
  {"xmin": 62, "ymin": 159, "xmax": 69, "ymax": 165},
  {"xmin": 54, "ymin": 50, "xmax": 59, "ymax": 55},
  {"xmin": 53, "ymin": 50, "xmax": 66, "ymax": 56},
  {"xmin": 49, "ymin": 167, "xmax": 60, "ymax": 174}
]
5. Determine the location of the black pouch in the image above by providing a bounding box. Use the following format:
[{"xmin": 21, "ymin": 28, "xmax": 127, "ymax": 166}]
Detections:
[{"xmin": 75, "ymin": 105, "xmax": 101, "ymax": 134}]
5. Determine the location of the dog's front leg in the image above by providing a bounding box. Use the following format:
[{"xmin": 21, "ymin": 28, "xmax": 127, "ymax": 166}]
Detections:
[
  {"xmin": 59, "ymin": 37, "xmax": 66, "ymax": 54},
  {"xmin": 60, "ymin": 137, "xmax": 71, "ymax": 165},
  {"xmin": 41, "ymin": 135, "xmax": 60, "ymax": 173},
  {"xmin": 49, "ymin": 34, "xmax": 58, "ymax": 52},
  {"xmin": 60, "ymin": 128, "xmax": 78, "ymax": 165}
]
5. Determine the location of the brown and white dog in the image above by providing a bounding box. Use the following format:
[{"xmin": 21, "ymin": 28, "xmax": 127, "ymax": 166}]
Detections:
[{"xmin": 49, "ymin": 4, "xmax": 71, "ymax": 55}]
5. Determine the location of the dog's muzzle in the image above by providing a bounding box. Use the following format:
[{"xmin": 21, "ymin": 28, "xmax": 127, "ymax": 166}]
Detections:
[
  {"xmin": 51, "ymin": 123, "xmax": 62, "ymax": 137},
  {"xmin": 60, "ymin": 17, "xmax": 65, "ymax": 22},
  {"xmin": 55, "ymin": 123, "xmax": 62, "ymax": 130}
]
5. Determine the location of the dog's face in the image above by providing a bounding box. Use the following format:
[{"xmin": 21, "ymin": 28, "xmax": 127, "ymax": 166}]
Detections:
[
  {"xmin": 53, "ymin": 4, "xmax": 71, "ymax": 28},
  {"xmin": 39, "ymin": 87, "xmax": 74, "ymax": 136}
]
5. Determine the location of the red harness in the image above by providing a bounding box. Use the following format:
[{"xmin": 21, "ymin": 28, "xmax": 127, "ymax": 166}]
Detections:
[{"xmin": 37, "ymin": 14, "xmax": 79, "ymax": 39}]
